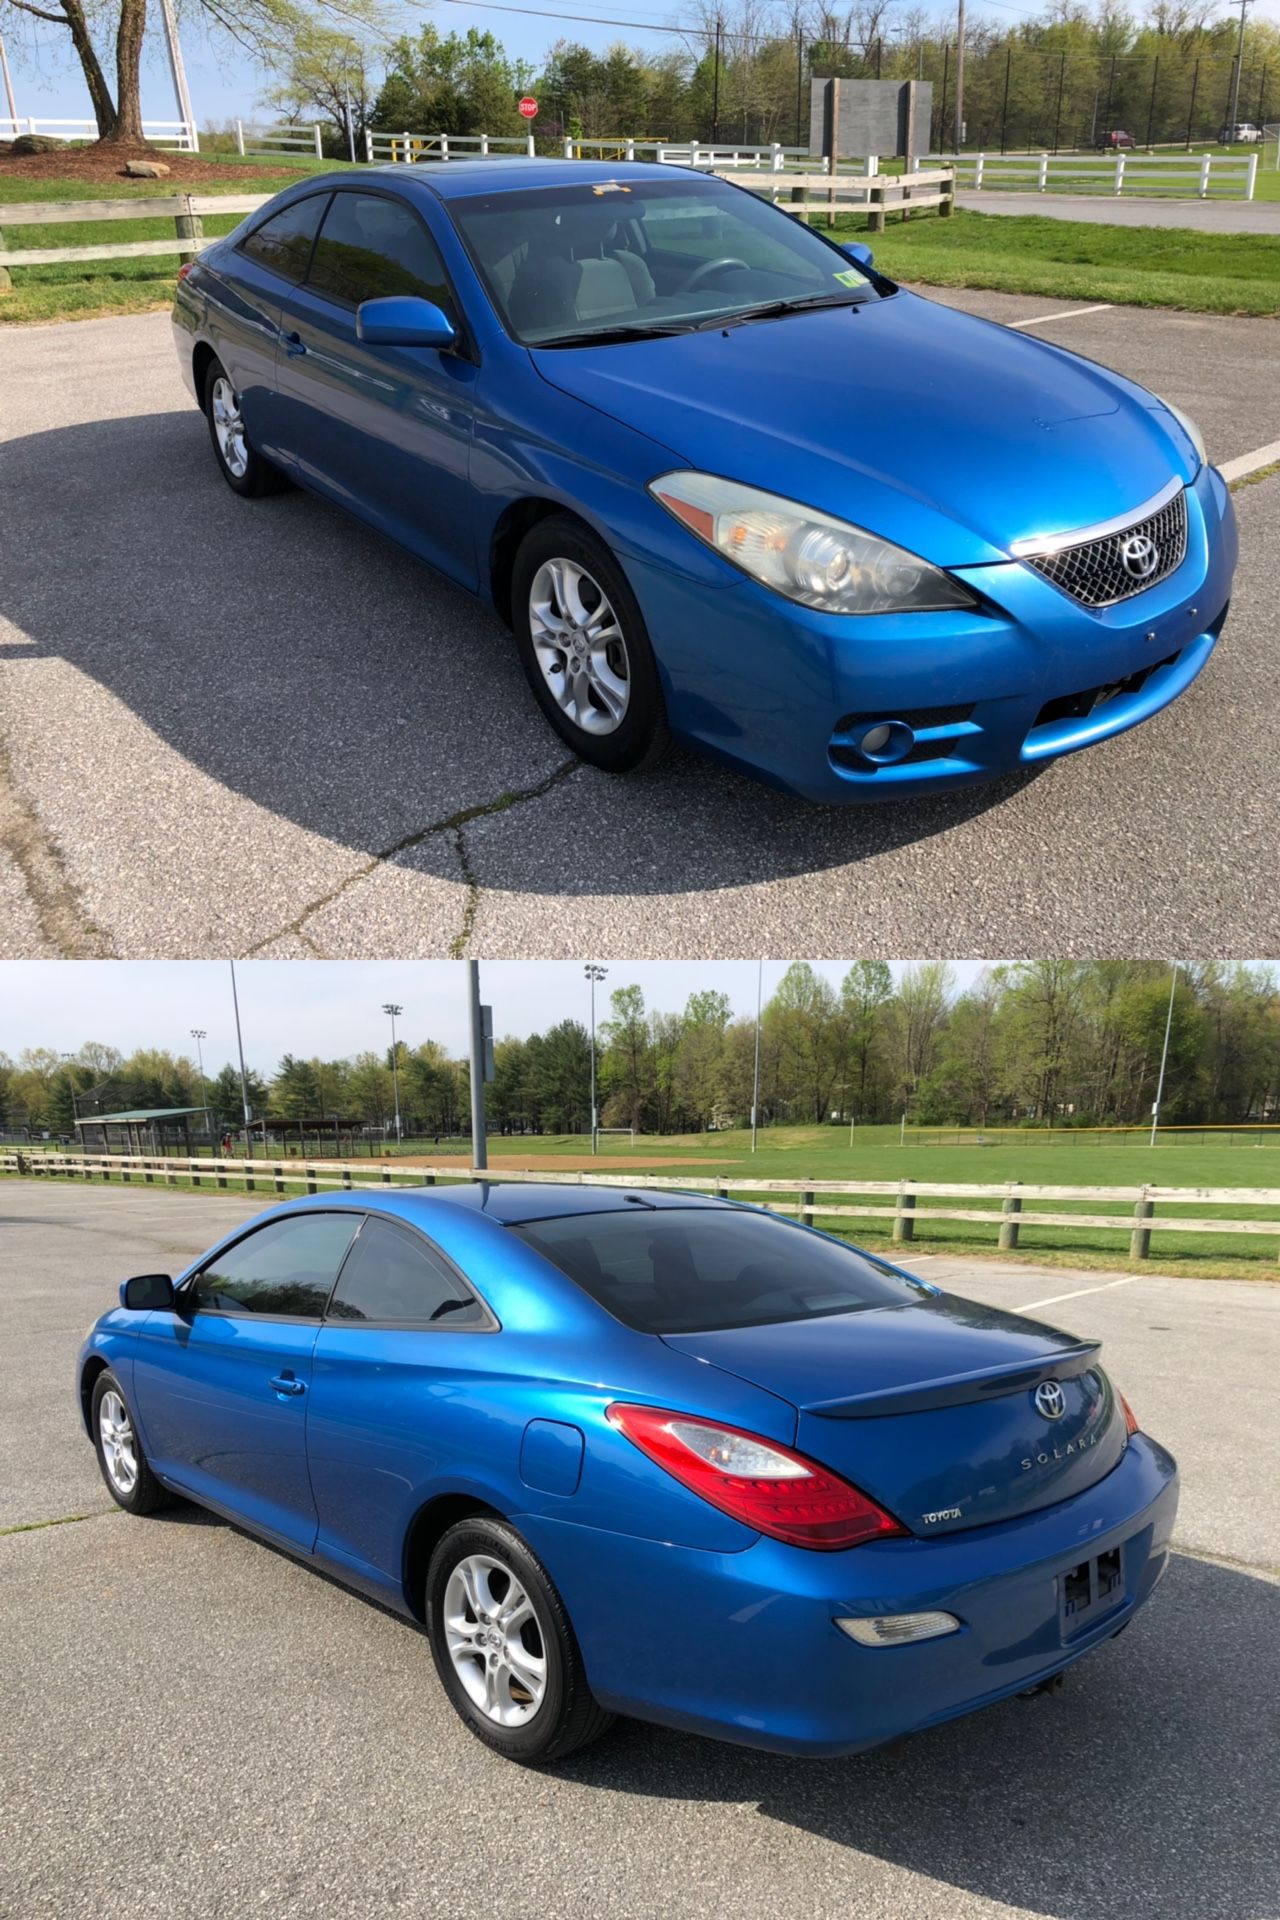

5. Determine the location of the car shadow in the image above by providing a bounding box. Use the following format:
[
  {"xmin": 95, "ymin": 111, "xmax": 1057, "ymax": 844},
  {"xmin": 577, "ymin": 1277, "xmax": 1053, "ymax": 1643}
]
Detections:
[
  {"xmin": 552, "ymin": 1553, "xmax": 1279, "ymax": 1920},
  {"xmin": 0, "ymin": 409, "xmax": 1043, "ymax": 897}
]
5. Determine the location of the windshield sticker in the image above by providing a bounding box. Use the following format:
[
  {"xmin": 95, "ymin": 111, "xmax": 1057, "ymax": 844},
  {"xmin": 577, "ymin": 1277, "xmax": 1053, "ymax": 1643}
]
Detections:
[
  {"xmin": 592, "ymin": 183, "xmax": 632, "ymax": 195},
  {"xmin": 833, "ymin": 268, "xmax": 862, "ymax": 286}
]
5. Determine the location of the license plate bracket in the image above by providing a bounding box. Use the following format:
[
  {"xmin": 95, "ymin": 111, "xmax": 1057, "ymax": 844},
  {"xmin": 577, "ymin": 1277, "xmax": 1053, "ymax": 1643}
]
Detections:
[{"xmin": 1059, "ymin": 1544, "xmax": 1125, "ymax": 1638}]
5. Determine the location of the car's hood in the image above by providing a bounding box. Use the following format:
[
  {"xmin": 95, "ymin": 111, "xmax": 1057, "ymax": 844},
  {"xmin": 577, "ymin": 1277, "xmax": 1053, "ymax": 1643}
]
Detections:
[
  {"xmin": 532, "ymin": 294, "xmax": 1196, "ymax": 568},
  {"xmin": 663, "ymin": 1292, "xmax": 1126, "ymax": 1536}
]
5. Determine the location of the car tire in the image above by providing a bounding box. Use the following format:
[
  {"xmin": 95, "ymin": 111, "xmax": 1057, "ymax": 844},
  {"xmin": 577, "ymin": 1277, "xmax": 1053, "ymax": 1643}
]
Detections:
[
  {"xmin": 426, "ymin": 1515, "xmax": 614, "ymax": 1765},
  {"xmin": 202, "ymin": 356, "xmax": 287, "ymax": 498},
  {"xmin": 90, "ymin": 1369, "xmax": 172, "ymax": 1515},
  {"xmin": 511, "ymin": 514, "xmax": 671, "ymax": 773}
]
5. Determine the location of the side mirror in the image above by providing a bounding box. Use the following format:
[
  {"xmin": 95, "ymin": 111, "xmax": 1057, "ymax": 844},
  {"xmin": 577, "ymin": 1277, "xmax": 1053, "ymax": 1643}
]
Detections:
[
  {"xmin": 120, "ymin": 1273, "xmax": 175, "ymax": 1311},
  {"xmin": 840, "ymin": 241, "xmax": 874, "ymax": 270},
  {"xmin": 356, "ymin": 295, "xmax": 456, "ymax": 350}
]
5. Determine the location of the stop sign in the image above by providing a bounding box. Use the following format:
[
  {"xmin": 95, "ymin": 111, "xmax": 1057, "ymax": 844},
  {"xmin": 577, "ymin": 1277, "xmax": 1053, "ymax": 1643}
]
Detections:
[{"xmin": 518, "ymin": 95, "xmax": 538, "ymax": 120}]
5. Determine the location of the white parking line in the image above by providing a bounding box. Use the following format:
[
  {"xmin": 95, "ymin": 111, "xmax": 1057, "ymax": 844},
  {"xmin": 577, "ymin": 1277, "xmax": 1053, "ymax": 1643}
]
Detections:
[
  {"xmin": 1218, "ymin": 438, "xmax": 1280, "ymax": 484},
  {"xmin": 1015, "ymin": 1275, "xmax": 1144, "ymax": 1312},
  {"xmin": 1008, "ymin": 303, "xmax": 1113, "ymax": 329}
]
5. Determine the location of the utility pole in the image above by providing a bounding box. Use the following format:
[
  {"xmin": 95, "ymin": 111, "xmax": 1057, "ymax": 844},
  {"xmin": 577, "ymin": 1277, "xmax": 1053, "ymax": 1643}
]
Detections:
[
  {"xmin": 1226, "ymin": 0, "xmax": 1254, "ymax": 139},
  {"xmin": 0, "ymin": 35, "xmax": 18, "ymax": 127},
  {"xmin": 712, "ymin": 15, "xmax": 723, "ymax": 144},
  {"xmin": 1149, "ymin": 965, "xmax": 1180, "ymax": 1148},
  {"xmin": 584, "ymin": 964, "xmax": 607, "ymax": 1153},
  {"xmin": 190, "ymin": 1028, "xmax": 209, "ymax": 1147},
  {"xmin": 954, "ymin": 0, "xmax": 966, "ymax": 151},
  {"xmin": 229, "ymin": 960, "xmax": 253, "ymax": 1157},
  {"xmin": 383, "ymin": 1003, "xmax": 404, "ymax": 1145},
  {"xmin": 467, "ymin": 961, "xmax": 488, "ymax": 1173},
  {"xmin": 156, "ymin": 0, "xmax": 198, "ymax": 152},
  {"xmin": 750, "ymin": 959, "xmax": 763, "ymax": 1153}
]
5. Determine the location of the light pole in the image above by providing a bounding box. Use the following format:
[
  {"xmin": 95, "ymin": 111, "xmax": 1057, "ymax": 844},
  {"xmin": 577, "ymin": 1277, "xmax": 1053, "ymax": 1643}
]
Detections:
[
  {"xmin": 1149, "ymin": 964, "xmax": 1180, "ymax": 1148},
  {"xmin": 467, "ymin": 963, "xmax": 488, "ymax": 1172},
  {"xmin": 1225, "ymin": 0, "xmax": 1254, "ymax": 140},
  {"xmin": 0, "ymin": 34, "xmax": 18, "ymax": 126},
  {"xmin": 750, "ymin": 958, "xmax": 763, "ymax": 1153},
  {"xmin": 190, "ymin": 1028, "xmax": 209, "ymax": 1149},
  {"xmin": 954, "ymin": 0, "xmax": 966, "ymax": 150},
  {"xmin": 585, "ymin": 964, "xmax": 607, "ymax": 1153},
  {"xmin": 229, "ymin": 960, "xmax": 253, "ymax": 1157},
  {"xmin": 383, "ymin": 1003, "xmax": 404, "ymax": 1146}
]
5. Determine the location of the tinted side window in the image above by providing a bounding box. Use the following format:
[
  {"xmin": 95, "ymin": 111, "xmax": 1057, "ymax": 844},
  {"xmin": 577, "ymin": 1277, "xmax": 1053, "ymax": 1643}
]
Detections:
[
  {"xmin": 193, "ymin": 1213, "xmax": 360, "ymax": 1318},
  {"xmin": 327, "ymin": 1216, "xmax": 487, "ymax": 1326},
  {"xmin": 307, "ymin": 193, "xmax": 456, "ymax": 317},
  {"xmin": 239, "ymin": 195, "xmax": 327, "ymax": 284}
]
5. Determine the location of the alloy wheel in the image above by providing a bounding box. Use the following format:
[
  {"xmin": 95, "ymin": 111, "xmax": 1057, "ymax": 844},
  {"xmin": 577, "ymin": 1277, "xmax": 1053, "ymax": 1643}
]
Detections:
[
  {"xmin": 443, "ymin": 1553, "xmax": 548, "ymax": 1726},
  {"xmin": 99, "ymin": 1389, "xmax": 138, "ymax": 1495},
  {"xmin": 210, "ymin": 377, "xmax": 249, "ymax": 479},
  {"xmin": 528, "ymin": 558, "xmax": 631, "ymax": 736}
]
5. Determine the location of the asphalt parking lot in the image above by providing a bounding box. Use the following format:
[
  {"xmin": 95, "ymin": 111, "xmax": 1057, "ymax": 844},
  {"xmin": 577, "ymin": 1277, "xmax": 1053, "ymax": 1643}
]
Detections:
[
  {"xmin": 2, "ymin": 1182, "xmax": 1277, "ymax": 1920},
  {"xmin": 1, "ymin": 293, "xmax": 1278, "ymax": 962}
]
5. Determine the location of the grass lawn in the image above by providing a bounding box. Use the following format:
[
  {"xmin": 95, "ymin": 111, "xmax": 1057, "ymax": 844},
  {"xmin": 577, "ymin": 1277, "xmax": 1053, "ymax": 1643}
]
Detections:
[
  {"xmin": 840, "ymin": 207, "xmax": 1280, "ymax": 316},
  {"xmin": 12, "ymin": 1124, "xmax": 1280, "ymax": 1283}
]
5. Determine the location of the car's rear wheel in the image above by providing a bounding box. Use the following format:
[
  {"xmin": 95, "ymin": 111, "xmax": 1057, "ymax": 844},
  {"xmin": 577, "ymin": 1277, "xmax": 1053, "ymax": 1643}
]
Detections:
[
  {"xmin": 203, "ymin": 357, "xmax": 286, "ymax": 498},
  {"xmin": 511, "ymin": 515, "xmax": 671, "ymax": 773},
  {"xmin": 90, "ymin": 1370, "xmax": 171, "ymax": 1515},
  {"xmin": 426, "ymin": 1516, "xmax": 613, "ymax": 1764}
]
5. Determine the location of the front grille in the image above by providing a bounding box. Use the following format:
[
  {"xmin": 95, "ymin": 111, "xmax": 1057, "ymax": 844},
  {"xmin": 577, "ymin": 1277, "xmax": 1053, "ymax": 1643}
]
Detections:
[{"xmin": 1027, "ymin": 489, "xmax": 1188, "ymax": 608}]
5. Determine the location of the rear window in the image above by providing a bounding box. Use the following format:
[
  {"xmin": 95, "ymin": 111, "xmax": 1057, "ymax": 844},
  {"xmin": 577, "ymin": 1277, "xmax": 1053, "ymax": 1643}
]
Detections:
[{"xmin": 510, "ymin": 1207, "xmax": 923, "ymax": 1333}]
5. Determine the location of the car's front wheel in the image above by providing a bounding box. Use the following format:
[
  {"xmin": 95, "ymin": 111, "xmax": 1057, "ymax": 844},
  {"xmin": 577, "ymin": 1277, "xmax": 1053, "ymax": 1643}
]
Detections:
[
  {"xmin": 426, "ymin": 1516, "xmax": 613, "ymax": 1764},
  {"xmin": 512, "ymin": 515, "xmax": 671, "ymax": 773},
  {"xmin": 90, "ymin": 1370, "xmax": 172, "ymax": 1515},
  {"xmin": 202, "ymin": 356, "xmax": 286, "ymax": 498}
]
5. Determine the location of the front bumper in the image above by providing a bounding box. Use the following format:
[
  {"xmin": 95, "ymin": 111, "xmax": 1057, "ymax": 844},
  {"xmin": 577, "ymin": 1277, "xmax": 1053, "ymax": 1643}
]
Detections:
[
  {"xmin": 629, "ymin": 465, "xmax": 1236, "ymax": 804},
  {"xmin": 518, "ymin": 1433, "xmax": 1179, "ymax": 1757}
]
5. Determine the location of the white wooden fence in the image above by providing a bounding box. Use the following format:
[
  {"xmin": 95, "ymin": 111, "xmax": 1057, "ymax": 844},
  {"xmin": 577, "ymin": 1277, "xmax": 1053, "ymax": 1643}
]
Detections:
[
  {"xmin": 234, "ymin": 120, "xmax": 323, "ymax": 160},
  {"xmin": 719, "ymin": 165, "xmax": 954, "ymax": 230},
  {"xmin": 0, "ymin": 192, "xmax": 264, "ymax": 272},
  {"xmin": 1, "ymin": 115, "xmax": 197, "ymax": 152},
  {"xmin": 925, "ymin": 148, "xmax": 1258, "ymax": 200},
  {"xmin": 6, "ymin": 1152, "xmax": 1279, "ymax": 1263}
]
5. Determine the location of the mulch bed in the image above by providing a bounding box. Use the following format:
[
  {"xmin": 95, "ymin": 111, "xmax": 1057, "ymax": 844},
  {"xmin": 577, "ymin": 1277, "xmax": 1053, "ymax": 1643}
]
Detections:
[{"xmin": 0, "ymin": 145, "xmax": 308, "ymax": 188}]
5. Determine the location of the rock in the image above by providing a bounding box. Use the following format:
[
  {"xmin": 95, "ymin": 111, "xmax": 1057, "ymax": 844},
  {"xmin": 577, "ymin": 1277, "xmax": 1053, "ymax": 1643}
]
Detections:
[
  {"xmin": 10, "ymin": 134, "xmax": 66, "ymax": 155},
  {"xmin": 123, "ymin": 158, "xmax": 171, "ymax": 177}
]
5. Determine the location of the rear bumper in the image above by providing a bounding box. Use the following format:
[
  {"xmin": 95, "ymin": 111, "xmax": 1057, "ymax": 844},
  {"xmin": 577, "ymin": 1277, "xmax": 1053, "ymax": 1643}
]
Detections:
[
  {"xmin": 631, "ymin": 465, "xmax": 1236, "ymax": 803},
  {"xmin": 518, "ymin": 1434, "xmax": 1179, "ymax": 1756}
]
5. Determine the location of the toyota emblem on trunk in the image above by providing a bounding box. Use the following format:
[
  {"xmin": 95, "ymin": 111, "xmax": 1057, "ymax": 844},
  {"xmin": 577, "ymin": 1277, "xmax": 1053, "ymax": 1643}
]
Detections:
[
  {"xmin": 1035, "ymin": 1381, "xmax": 1066, "ymax": 1419},
  {"xmin": 1120, "ymin": 532, "xmax": 1159, "ymax": 579}
]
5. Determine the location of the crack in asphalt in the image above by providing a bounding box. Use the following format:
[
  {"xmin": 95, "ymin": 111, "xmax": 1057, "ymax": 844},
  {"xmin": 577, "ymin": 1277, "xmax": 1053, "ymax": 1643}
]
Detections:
[
  {"xmin": 0, "ymin": 744, "xmax": 115, "ymax": 958},
  {"xmin": 242, "ymin": 758, "xmax": 580, "ymax": 959},
  {"xmin": 0, "ymin": 1507, "xmax": 117, "ymax": 1539}
]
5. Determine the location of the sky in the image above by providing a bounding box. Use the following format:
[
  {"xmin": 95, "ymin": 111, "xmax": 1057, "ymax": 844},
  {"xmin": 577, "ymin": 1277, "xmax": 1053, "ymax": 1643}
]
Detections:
[
  {"xmin": 7, "ymin": 0, "xmax": 1279, "ymax": 131},
  {"xmin": 0, "ymin": 959, "xmax": 994, "ymax": 1071}
]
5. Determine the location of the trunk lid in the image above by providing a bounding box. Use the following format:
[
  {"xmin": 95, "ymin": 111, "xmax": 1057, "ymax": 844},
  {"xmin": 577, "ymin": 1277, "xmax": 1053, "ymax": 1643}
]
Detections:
[{"xmin": 662, "ymin": 1294, "xmax": 1126, "ymax": 1537}]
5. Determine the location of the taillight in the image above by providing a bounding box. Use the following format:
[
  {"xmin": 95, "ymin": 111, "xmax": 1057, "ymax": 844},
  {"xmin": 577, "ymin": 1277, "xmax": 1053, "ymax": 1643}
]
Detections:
[
  {"xmin": 1120, "ymin": 1392, "xmax": 1140, "ymax": 1436},
  {"xmin": 605, "ymin": 1403, "xmax": 907, "ymax": 1551},
  {"xmin": 177, "ymin": 261, "xmax": 195, "ymax": 281}
]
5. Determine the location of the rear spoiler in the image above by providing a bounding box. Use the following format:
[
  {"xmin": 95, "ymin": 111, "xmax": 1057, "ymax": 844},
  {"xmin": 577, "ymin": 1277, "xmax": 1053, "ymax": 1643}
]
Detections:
[{"xmin": 802, "ymin": 1339, "xmax": 1101, "ymax": 1420}]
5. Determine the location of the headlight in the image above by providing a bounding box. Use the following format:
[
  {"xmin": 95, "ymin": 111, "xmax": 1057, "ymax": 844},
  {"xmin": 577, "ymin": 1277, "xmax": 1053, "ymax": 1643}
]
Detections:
[
  {"xmin": 648, "ymin": 471, "xmax": 977, "ymax": 615},
  {"xmin": 1159, "ymin": 399, "xmax": 1205, "ymax": 471}
]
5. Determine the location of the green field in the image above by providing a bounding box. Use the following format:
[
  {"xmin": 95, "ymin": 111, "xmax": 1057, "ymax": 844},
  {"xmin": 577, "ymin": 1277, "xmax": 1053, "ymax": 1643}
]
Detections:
[
  {"xmin": 9, "ymin": 1124, "xmax": 1280, "ymax": 1282},
  {"xmin": 840, "ymin": 207, "xmax": 1280, "ymax": 316}
]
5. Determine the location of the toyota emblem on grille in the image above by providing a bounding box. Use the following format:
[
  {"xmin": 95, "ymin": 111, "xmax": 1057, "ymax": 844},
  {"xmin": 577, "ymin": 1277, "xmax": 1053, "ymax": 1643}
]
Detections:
[
  {"xmin": 1120, "ymin": 532, "xmax": 1160, "ymax": 579},
  {"xmin": 1035, "ymin": 1381, "xmax": 1066, "ymax": 1419}
]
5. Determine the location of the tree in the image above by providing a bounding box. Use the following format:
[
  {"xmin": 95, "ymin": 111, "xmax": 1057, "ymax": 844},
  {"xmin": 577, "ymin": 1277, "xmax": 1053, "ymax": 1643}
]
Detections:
[
  {"xmin": 600, "ymin": 984, "xmax": 652, "ymax": 1131},
  {"xmin": 840, "ymin": 960, "xmax": 893, "ymax": 1121},
  {"xmin": 209, "ymin": 1062, "xmax": 267, "ymax": 1128},
  {"xmin": 3, "ymin": 0, "xmax": 383, "ymax": 148},
  {"xmin": 261, "ymin": 24, "xmax": 376, "ymax": 159},
  {"xmin": 272, "ymin": 1053, "xmax": 321, "ymax": 1116}
]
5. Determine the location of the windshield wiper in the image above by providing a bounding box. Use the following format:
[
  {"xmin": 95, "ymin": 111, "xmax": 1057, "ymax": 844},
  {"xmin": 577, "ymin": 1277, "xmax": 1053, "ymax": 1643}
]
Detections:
[
  {"xmin": 537, "ymin": 321, "xmax": 698, "ymax": 348},
  {"xmin": 693, "ymin": 292, "xmax": 869, "ymax": 331}
]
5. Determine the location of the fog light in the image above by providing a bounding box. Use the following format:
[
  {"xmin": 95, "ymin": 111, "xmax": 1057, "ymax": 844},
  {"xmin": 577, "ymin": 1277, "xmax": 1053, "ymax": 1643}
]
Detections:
[
  {"xmin": 857, "ymin": 719, "xmax": 915, "ymax": 764},
  {"xmin": 836, "ymin": 1611, "xmax": 960, "ymax": 1647}
]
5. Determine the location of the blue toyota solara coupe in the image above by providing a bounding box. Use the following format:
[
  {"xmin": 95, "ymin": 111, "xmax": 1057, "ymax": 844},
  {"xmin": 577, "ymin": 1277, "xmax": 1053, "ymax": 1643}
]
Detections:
[
  {"xmin": 170, "ymin": 160, "xmax": 1237, "ymax": 804},
  {"xmin": 78, "ymin": 1184, "xmax": 1178, "ymax": 1764}
]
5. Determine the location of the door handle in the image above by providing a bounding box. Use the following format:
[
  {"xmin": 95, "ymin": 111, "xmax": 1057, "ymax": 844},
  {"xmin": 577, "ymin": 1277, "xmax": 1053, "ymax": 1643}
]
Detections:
[
  {"xmin": 269, "ymin": 1372, "xmax": 306, "ymax": 1396},
  {"xmin": 282, "ymin": 331, "xmax": 307, "ymax": 358}
]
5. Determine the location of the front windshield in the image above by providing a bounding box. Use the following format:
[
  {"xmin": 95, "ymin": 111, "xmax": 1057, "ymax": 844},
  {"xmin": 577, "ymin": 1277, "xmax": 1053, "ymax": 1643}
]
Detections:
[{"xmin": 449, "ymin": 174, "xmax": 882, "ymax": 346}]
